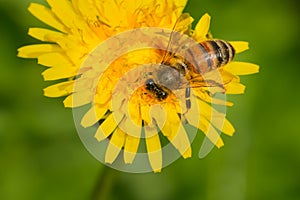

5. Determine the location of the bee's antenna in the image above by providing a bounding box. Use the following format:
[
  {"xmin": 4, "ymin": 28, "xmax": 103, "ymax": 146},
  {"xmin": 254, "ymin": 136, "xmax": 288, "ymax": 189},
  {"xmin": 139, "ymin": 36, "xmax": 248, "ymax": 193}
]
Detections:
[{"xmin": 161, "ymin": 14, "xmax": 190, "ymax": 64}]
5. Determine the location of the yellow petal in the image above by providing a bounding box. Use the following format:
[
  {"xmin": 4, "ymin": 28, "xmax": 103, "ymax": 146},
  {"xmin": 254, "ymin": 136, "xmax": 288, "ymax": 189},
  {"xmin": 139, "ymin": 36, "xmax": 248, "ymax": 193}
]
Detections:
[
  {"xmin": 95, "ymin": 0, "xmax": 121, "ymax": 27},
  {"xmin": 150, "ymin": 104, "xmax": 167, "ymax": 130},
  {"xmin": 197, "ymin": 99, "xmax": 220, "ymax": 121},
  {"xmin": 94, "ymin": 114, "xmax": 119, "ymax": 142},
  {"xmin": 145, "ymin": 126, "xmax": 162, "ymax": 173},
  {"xmin": 118, "ymin": 117, "xmax": 141, "ymax": 139},
  {"xmin": 105, "ymin": 128, "xmax": 126, "ymax": 164},
  {"xmin": 28, "ymin": 3, "xmax": 69, "ymax": 33},
  {"xmin": 159, "ymin": 104, "xmax": 191, "ymax": 158},
  {"xmin": 141, "ymin": 105, "xmax": 152, "ymax": 125},
  {"xmin": 172, "ymin": 0, "xmax": 188, "ymax": 13},
  {"xmin": 179, "ymin": 14, "xmax": 194, "ymax": 28},
  {"xmin": 95, "ymin": 75, "xmax": 112, "ymax": 104},
  {"xmin": 168, "ymin": 123, "xmax": 192, "ymax": 158},
  {"xmin": 185, "ymin": 97, "xmax": 224, "ymax": 148},
  {"xmin": 203, "ymin": 113, "xmax": 235, "ymax": 137},
  {"xmin": 55, "ymin": 35, "xmax": 89, "ymax": 55},
  {"xmin": 229, "ymin": 41, "xmax": 249, "ymax": 54},
  {"xmin": 160, "ymin": 104, "xmax": 180, "ymax": 137},
  {"xmin": 38, "ymin": 52, "xmax": 72, "ymax": 67},
  {"xmin": 43, "ymin": 81, "xmax": 74, "ymax": 97},
  {"xmin": 73, "ymin": 0, "xmax": 111, "ymax": 28},
  {"xmin": 221, "ymin": 118, "xmax": 235, "ymax": 136},
  {"xmin": 64, "ymin": 49, "xmax": 87, "ymax": 66},
  {"xmin": 193, "ymin": 13, "xmax": 211, "ymax": 42},
  {"xmin": 81, "ymin": 105, "xmax": 108, "ymax": 128},
  {"xmin": 94, "ymin": 81, "xmax": 112, "ymax": 105},
  {"xmin": 48, "ymin": 0, "xmax": 99, "ymax": 45},
  {"xmin": 42, "ymin": 65, "xmax": 78, "ymax": 80},
  {"xmin": 196, "ymin": 99, "xmax": 234, "ymax": 135},
  {"xmin": 73, "ymin": 0, "xmax": 97, "ymax": 17},
  {"xmin": 173, "ymin": 13, "xmax": 194, "ymax": 34},
  {"xmin": 63, "ymin": 91, "xmax": 92, "ymax": 108},
  {"xmin": 224, "ymin": 62, "xmax": 260, "ymax": 75},
  {"xmin": 124, "ymin": 134, "xmax": 141, "ymax": 164},
  {"xmin": 28, "ymin": 28, "xmax": 65, "ymax": 42},
  {"xmin": 184, "ymin": 94, "xmax": 201, "ymax": 126},
  {"xmin": 199, "ymin": 116, "xmax": 224, "ymax": 148},
  {"xmin": 208, "ymin": 98, "xmax": 233, "ymax": 107},
  {"xmin": 17, "ymin": 44, "xmax": 62, "ymax": 58},
  {"xmin": 225, "ymin": 82, "xmax": 246, "ymax": 94},
  {"xmin": 192, "ymin": 89, "xmax": 234, "ymax": 106},
  {"xmin": 47, "ymin": 0, "xmax": 77, "ymax": 29},
  {"xmin": 128, "ymin": 96, "xmax": 142, "ymax": 127},
  {"xmin": 72, "ymin": 77, "xmax": 96, "ymax": 93}
]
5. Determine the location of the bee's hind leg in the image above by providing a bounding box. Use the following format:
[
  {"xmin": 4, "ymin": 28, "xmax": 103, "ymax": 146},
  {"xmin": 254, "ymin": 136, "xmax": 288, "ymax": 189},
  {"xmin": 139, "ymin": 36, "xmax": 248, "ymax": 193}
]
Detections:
[{"xmin": 184, "ymin": 87, "xmax": 191, "ymax": 114}]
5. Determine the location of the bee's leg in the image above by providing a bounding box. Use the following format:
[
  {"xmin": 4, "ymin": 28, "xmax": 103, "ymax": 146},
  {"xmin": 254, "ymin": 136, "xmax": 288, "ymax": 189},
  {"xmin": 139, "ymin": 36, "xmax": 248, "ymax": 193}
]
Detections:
[
  {"xmin": 185, "ymin": 87, "xmax": 191, "ymax": 111},
  {"xmin": 205, "ymin": 79, "xmax": 225, "ymax": 92}
]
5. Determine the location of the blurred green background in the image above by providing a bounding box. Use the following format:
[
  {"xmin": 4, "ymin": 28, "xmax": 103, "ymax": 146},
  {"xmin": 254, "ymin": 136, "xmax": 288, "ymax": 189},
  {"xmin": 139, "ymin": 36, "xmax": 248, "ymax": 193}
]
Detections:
[{"xmin": 1, "ymin": 0, "xmax": 299, "ymax": 199}]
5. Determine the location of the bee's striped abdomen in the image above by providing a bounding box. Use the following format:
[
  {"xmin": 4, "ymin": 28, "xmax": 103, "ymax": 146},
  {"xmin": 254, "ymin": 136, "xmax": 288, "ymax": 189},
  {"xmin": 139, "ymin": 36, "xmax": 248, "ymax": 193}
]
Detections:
[{"xmin": 185, "ymin": 40, "xmax": 235, "ymax": 74}]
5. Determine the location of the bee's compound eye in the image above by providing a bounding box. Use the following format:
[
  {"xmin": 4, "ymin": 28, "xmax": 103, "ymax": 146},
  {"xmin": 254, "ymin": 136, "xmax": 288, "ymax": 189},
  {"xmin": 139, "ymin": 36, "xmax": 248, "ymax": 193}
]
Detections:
[{"xmin": 145, "ymin": 78, "xmax": 155, "ymax": 85}]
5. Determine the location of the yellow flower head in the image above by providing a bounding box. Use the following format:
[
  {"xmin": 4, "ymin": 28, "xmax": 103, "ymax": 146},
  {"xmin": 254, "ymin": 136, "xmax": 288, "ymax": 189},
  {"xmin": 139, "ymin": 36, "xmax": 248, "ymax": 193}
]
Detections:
[{"xmin": 18, "ymin": 0, "xmax": 259, "ymax": 173}]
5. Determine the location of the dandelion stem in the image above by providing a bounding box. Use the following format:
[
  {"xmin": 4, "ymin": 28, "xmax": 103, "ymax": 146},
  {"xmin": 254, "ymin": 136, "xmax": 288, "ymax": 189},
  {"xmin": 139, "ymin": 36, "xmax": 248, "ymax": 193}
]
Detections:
[{"xmin": 91, "ymin": 166, "xmax": 118, "ymax": 200}]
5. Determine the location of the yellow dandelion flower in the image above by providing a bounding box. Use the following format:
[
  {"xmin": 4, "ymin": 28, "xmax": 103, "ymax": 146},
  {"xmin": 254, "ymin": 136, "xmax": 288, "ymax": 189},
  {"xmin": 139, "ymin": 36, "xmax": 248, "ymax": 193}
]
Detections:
[{"xmin": 18, "ymin": 0, "xmax": 259, "ymax": 173}]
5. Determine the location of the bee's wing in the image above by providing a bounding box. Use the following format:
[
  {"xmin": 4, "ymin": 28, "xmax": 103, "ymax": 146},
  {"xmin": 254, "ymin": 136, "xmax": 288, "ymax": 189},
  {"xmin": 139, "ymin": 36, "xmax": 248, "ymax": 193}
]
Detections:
[
  {"xmin": 172, "ymin": 13, "xmax": 193, "ymax": 35},
  {"xmin": 185, "ymin": 69, "xmax": 236, "ymax": 91},
  {"xmin": 161, "ymin": 13, "xmax": 193, "ymax": 65}
]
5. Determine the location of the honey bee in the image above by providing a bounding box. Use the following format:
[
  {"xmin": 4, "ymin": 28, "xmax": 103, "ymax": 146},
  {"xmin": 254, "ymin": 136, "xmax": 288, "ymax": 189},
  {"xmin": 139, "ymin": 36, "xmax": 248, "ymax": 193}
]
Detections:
[{"xmin": 145, "ymin": 14, "xmax": 235, "ymax": 111}]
